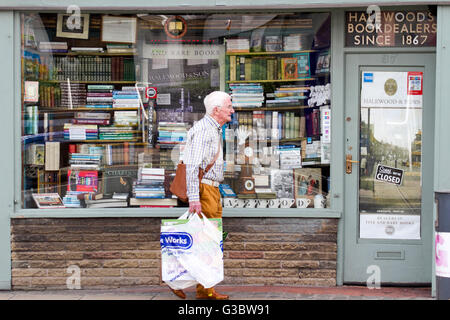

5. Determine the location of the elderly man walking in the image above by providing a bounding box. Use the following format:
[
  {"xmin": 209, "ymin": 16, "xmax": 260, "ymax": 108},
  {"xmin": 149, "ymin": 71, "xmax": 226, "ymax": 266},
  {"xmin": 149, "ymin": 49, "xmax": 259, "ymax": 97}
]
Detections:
[{"xmin": 170, "ymin": 91, "xmax": 234, "ymax": 300}]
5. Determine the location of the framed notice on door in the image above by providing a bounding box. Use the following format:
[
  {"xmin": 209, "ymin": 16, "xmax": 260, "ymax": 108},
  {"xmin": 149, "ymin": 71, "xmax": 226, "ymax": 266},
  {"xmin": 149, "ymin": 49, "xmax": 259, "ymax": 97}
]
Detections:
[{"xmin": 359, "ymin": 70, "xmax": 423, "ymax": 240}]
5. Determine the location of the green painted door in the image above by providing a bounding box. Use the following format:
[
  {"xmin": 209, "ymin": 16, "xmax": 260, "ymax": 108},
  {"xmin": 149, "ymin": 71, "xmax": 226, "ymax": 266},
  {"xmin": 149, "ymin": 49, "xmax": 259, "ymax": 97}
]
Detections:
[{"xmin": 344, "ymin": 52, "xmax": 435, "ymax": 284}]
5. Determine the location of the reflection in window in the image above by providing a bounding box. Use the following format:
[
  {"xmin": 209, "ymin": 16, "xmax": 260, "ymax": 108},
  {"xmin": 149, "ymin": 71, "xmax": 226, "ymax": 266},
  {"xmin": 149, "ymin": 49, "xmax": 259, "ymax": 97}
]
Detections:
[{"xmin": 21, "ymin": 12, "xmax": 331, "ymax": 210}]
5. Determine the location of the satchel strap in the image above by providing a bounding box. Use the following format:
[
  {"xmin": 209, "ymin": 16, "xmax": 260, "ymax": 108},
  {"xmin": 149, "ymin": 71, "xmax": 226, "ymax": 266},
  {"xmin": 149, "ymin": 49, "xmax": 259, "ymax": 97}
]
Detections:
[{"xmin": 204, "ymin": 139, "xmax": 222, "ymax": 173}]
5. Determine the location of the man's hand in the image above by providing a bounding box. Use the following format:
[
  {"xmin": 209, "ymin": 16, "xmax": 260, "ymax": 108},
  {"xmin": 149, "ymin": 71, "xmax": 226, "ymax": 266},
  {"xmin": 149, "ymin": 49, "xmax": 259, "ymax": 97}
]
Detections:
[{"xmin": 189, "ymin": 201, "xmax": 202, "ymax": 215}]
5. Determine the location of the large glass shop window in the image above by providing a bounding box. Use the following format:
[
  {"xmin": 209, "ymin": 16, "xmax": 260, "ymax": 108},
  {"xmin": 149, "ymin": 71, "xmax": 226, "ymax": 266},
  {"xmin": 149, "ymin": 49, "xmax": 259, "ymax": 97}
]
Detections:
[{"xmin": 20, "ymin": 12, "xmax": 331, "ymax": 209}]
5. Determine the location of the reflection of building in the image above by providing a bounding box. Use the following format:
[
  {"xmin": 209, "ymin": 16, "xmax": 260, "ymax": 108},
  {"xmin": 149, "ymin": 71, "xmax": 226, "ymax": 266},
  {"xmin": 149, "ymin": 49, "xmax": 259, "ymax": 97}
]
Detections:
[{"xmin": 411, "ymin": 130, "xmax": 422, "ymax": 167}]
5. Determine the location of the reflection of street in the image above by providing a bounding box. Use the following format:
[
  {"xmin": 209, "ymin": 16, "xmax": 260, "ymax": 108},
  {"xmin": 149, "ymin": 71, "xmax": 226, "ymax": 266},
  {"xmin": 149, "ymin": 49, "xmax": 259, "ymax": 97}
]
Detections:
[{"xmin": 359, "ymin": 163, "xmax": 421, "ymax": 213}]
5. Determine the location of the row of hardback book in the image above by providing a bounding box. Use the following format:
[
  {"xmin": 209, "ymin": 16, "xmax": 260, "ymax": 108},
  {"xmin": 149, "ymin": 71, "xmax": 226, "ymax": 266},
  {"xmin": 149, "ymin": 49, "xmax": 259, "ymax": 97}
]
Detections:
[
  {"xmin": 44, "ymin": 56, "xmax": 135, "ymax": 82},
  {"xmin": 228, "ymin": 53, "xmax": 311, "ymax": 82},
  {"xmin": 230, "ymin": 109, "xmax": 322, "ymax": 140}
]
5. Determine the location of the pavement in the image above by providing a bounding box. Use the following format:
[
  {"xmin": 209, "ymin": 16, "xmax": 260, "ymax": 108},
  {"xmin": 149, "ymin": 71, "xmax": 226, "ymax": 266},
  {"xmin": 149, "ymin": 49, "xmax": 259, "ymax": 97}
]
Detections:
[{"xmin": 0, "ymin": 285, "xmax": 434, "ymax": 300}]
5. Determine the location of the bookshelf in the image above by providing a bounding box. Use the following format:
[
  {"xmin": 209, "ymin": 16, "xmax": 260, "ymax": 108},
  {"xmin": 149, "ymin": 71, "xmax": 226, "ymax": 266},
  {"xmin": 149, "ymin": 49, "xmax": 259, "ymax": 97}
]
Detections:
[
  {"xmin": 21, "ymin": 11, "xmax": 332, "ymax": 210},
  {"xmin": 20, "ymin": 12, "xmax": 158, "ymax": 209},
  {"xmin": 223, "ymin": 29, "xmax": 331, "ymax": 206}
]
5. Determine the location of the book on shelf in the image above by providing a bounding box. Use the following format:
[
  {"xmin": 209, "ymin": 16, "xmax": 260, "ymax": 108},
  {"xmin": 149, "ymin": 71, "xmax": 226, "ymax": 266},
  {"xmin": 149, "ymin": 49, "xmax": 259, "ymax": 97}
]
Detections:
[
  {"xmin": 67, "ymin": 170, "xmax": 99, "ymax": 193},
  {"xmin": 264, "ymin": 36, "xmax": 282, "ymax": 52},
  {"xmin": 38, "ymin": 41, "xmax": 68, "ymax": 53},
  {"xmin": 293, "ymin": 52, "xmax": 311, "ymax": 78},
  {"xmin": 226, "ymin": 38, "xmax": 250, "ymax": 53},
  {"xmin": 106, "ymin": 44, "xmax": 136, "ymax": 54},
  {"xmin": 45, "ymin": 141, "xmax": 60, "ymax": 171},
  {"xmin": 229, "ymin": 83, "xmax": 264, "ymax": 108},
  {"xmin": 32, "ymin": 193, "xmax": 65, "ymax": 209},
  {"xmin": 316, "ymin": 50, "xmax": 330, "ymax": 74},
  {"xmin": 64, "ymin": 123, "xmax": 98, "ymax": 140},
  {"xmin": 113, "ymin": 88, "xmax": 140, "ymax": 108},
  {"xmin": 250, "ymin": 28, "xmax": 264, "ymax": 52},
  {"xmin": 62, "ymin": 192, "xmax": 82, "ymax": 208},
  {"xmin": 219, "ymin": 184, "xmax": 237, "ymax": 198},
  {"xmin": 283, "ymin": 34, "xmax": 311, "ymax": 51},
  {"xmin": 281, "ymin": 57, "xmax": 298, "ymax": 80},
  {"xmin": 24, "ymin": 105, "xmax": 38, "ymax": 135},
  {"xmin": 278, "ymin": 145, "xmax": 302, "ymax": 169},
  {"xmin": 48, "ymin": 56, "xmax": 135, "ymax": 82},
  {"xmin": 26, "ymin": 143, "xmax": 45, "ymax": 166},
  {"xmin": 102, "ymin": 166, "xmax": 138, "ymax": 197},
  {"xmin": 129, "ymin": 197, "xmax": 177, "ymax": 207},
  {"xmin": 24, "ymin": 81, "xmax": 39, "ymax": 102},
  {"xmin": 70, "ymin": 47, "xmax": 104, "ymax": 52},
  {"xmin": 305, "ymin": 108, "xmax": 320, "ymax": 136},
  {"xmin": 85, "ymin": 197, "xmax": 128, "ymax": 208},
  {"xmin": 113, "ymin": 110, "xmax": 138, "ymax": 126}
]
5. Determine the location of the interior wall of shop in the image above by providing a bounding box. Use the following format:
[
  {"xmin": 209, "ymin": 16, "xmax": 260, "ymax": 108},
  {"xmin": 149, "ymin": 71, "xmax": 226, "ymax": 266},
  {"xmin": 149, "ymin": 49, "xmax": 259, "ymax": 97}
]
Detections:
[{"xmin": 0, "ymin": 11, "xmax": 14, "ymax": 290}]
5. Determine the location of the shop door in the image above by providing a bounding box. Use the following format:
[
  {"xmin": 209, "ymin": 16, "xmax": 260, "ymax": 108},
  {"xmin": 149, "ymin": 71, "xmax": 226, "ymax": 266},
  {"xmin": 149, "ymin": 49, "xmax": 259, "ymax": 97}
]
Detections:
[{"xmin": 344, "ymin": 53, "xmax": 435, "ymax": 284}]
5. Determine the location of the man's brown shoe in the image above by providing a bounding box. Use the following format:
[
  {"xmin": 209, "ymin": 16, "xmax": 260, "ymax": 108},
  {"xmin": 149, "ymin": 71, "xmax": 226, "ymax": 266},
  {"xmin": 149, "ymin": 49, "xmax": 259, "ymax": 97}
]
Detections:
[
  {"xmin": 196, "ymin": 287, "xmax": 229, "ymax": 300},
  {"xmin": 170, "ymin": 288, "xmax": 186, "ymax": 299}
]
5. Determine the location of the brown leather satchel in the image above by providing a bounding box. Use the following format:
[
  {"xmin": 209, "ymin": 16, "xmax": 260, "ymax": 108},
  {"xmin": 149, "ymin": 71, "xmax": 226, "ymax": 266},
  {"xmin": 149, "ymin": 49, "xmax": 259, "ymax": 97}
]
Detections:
[{"xmin": 170, "ymin": 147, "xmax": 221, "ymax": 203}]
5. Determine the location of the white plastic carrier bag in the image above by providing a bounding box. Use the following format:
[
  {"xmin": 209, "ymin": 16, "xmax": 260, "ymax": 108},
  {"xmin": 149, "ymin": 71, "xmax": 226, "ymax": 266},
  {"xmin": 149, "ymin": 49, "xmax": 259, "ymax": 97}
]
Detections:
[
  {"xmin": 160, "ymin": 211, "xmax": 196, "ymax": 290},
  {"xmin": 160, "ymin": 211, "xmax": 224, "ymax": 290}
]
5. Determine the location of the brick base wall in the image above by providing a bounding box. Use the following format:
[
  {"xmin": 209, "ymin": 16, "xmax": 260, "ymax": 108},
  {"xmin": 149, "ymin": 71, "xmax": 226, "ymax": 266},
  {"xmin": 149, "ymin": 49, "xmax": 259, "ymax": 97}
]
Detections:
[{"xmin": 10, "ymin": 217, "xmax": 338, "ymax": 290}]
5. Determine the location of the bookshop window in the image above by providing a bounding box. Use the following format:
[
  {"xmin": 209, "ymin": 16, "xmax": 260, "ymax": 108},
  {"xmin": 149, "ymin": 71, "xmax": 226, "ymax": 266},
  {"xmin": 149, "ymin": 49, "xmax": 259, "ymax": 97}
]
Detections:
[{"xmin": 20, "ymin": 12, "xmax": 331, "ymax": 210}]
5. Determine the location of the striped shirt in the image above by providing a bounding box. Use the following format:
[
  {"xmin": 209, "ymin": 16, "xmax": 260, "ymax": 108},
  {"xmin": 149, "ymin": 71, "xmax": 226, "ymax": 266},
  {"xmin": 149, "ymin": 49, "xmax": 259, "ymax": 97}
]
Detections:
[{"xmin": 183, "ymin": 115, "xmax": 223, "ymax": 202}]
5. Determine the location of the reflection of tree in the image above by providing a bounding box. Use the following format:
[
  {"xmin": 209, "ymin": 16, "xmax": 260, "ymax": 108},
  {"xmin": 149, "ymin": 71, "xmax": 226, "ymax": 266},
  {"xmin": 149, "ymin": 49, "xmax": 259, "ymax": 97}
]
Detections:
[{"xmin": 361, "ymin": 121, "xmax": 409, "ymax": 169}]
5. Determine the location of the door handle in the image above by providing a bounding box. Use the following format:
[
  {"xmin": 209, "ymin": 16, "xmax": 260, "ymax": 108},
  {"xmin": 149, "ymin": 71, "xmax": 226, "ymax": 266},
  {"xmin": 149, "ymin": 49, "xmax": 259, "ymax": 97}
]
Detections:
[{"xmin": 346, "ymin": 154, "xmax": 359, "ymax": 174}]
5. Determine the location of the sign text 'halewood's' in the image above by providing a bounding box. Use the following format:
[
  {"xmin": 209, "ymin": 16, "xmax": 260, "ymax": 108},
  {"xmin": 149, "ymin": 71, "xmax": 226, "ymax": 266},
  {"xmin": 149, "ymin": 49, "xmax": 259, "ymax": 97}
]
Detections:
[{"xmin": 346, "ymin": 10, "xmax": 437, "ymax": 47}]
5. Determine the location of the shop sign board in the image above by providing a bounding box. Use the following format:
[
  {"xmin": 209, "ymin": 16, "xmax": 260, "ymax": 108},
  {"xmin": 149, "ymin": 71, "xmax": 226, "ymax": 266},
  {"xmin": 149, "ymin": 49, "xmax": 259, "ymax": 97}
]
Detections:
[{"xmin": 346, "ymin": 10, "xmax": 436, "ymax": 47}]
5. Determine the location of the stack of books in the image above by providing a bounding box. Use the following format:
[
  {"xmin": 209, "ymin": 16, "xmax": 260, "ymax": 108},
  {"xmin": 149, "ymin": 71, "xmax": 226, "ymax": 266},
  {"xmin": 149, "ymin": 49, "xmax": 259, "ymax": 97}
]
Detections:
[
  {"xmin": 85, "ymin": 198, "xmax": 128, "ymax": 208},
  {"xmin": 106, "ymin": 44, "xmax": 136, "ymax": 54},
  {"xmin": 266, "ymin": 85, "xmax": 309, "ymax": 107},
  {"xmin": 113, "ymin": 111, "xmax": 138, "ymax": 126},
  {"xmin": 39, "ymin": 41, "xmax": 68, "ymax": 53},
  {"xmin": 62, "ymin": 192, "xmax": 82, "ymax": 208},
  {"xmin": 64, "ymin": 123, "xmax": 98, "ymax": 140},
  {"xmin": 98, "ymin": 126, "xmax": 136, "ymax": 141},
  {"xmin": 229, "ymin": 83, "xmax": 264, "ymax": 108},
  {"xmin": 69, "ymin": 153, "xmax": 102, "ymax": 170},
  {"xmin": 85, "ymin": 85, "xmax": 114, "ymax": 108},
  {"xmin": 157, "ymin": 122, "xmax": 187, "ymax": 149},
  {"xmin": 264, "ymin": 36, "xmax": 282, "ymax": 52},
  {"xmin": 60, "ymin": 83, "xmax": 86, "ymax": 109},
  {"xmin": 129, "ymin": 197, "xmax": 177, "ymax": 208},
  {"xmin": 70, "ymin": 47, "xmax": 104, "ymax": 53},
  {"xmin": 73, "ymin": 112, "xmax": 111, "ymax": 125},
  {"xmin": 113, "ymin": 88, "xmax": 140, "ymax": 108},
  {"xmin": 133, "ymin": 167, "xmax": 166, "ymax": 199}
]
